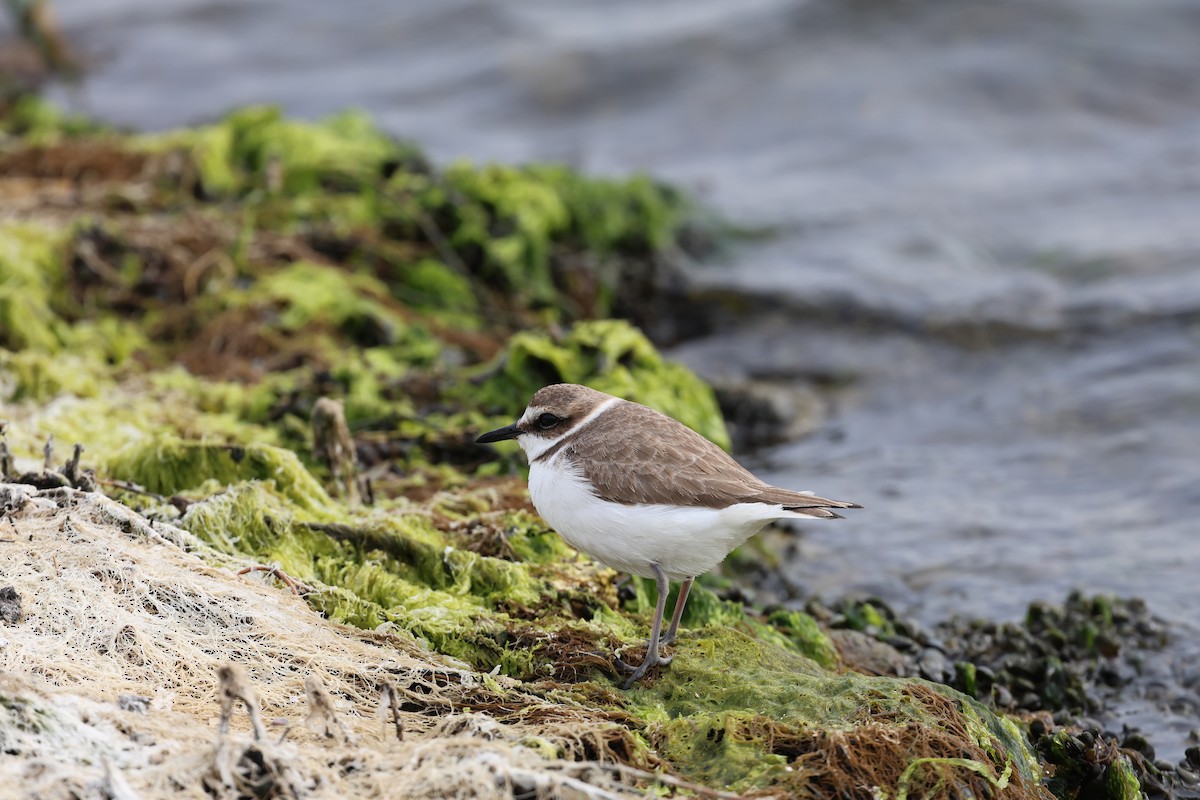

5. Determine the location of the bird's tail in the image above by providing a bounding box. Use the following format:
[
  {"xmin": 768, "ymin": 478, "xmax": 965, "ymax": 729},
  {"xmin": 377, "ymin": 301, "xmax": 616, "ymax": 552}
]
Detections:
[{"xmin": 761, "ymin": 488, "xmax": 862, "ymax": 519}]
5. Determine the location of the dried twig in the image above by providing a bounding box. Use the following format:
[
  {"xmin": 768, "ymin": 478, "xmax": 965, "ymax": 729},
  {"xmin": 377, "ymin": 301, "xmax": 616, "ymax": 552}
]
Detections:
[
  {"xmin": 217, "ymin": 664, "xmax": 267, "ymax": 740},
  {"xmin": 97, "ymin": 478, "xmax": 165, "ymax": 501},
  {"xmin": 63, "ymin": 443, "xmax": 84, "ymax": 484},
  {"xmin": 304, "ymin": 675, "xmax": 354, "ymax": 743},
  {"xmin": 236, "ymin": 564, "xmax": 310, "ymax": 596},
  {"xmin": 377, "ymin": 680, "xmax": 405, "ymax": 742},
  {"xmin": 311, "ymin": 397, "xmax": 360, "ymax": 505},
  {"xmin": 0, "ymin": 434, "xmax": 11, "ymax": 478}
]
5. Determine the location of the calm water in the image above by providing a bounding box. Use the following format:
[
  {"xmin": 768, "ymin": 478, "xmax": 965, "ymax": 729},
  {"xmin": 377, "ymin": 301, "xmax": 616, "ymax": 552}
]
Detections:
[{"xmin": 26, "ymin": 0, "xmax": 1200, "ymax": 752}]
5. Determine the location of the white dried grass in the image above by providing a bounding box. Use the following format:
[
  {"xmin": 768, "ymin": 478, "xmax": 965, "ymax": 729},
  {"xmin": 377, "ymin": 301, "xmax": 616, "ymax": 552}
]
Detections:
[{"xmin": 0, "ymin": 486, "xmax": 666, "ymax": 799}]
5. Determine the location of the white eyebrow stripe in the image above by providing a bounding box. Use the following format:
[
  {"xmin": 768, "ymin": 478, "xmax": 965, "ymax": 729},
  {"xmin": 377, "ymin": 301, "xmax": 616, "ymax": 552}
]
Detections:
[
  {"xmin": 525, "ymin": 396, "xmax": 622, "ymax": 465},
  {"xmin": 569, "ymin": 397, "xmax": 621, "ymax": 436}
]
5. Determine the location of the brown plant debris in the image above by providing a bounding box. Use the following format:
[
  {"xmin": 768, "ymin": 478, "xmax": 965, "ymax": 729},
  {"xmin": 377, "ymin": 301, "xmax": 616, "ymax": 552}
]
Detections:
[
  {"xmin": 218, "ymin": 663, "xmax": 268, "ymax": 740},
  {"xmin": 311, "ymin": 397, "xmax": 361, "ymax": 504}
]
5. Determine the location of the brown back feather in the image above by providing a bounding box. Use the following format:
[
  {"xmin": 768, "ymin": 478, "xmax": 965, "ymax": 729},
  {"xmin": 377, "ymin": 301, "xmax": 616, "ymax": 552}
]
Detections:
[{"xmin": 558, "ymin": 402, "xmax": 859, "ymax": 511}]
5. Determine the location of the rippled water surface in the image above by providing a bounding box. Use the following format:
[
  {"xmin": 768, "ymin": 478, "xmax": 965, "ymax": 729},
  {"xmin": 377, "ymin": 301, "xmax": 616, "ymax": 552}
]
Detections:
[{"xmin": 28, "ymin": 0, "xmax": 1200, "ymax": 753}]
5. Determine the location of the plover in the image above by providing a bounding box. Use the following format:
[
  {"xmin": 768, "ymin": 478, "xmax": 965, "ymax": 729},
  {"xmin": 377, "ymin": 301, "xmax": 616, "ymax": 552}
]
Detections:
[{"xmin": 476, "ymin": 383, "xmax": 860, "ymax": 687}]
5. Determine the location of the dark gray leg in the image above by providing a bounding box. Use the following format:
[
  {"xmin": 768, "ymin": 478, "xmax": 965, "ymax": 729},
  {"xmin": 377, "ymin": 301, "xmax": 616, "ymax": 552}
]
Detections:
[
  {"xmin": 614, "ymin": 564, "xmax": 671, "ymax": 688},
  {"xmin": 660, "ymin": 576, "xmax": 693, "ymax": 647}
]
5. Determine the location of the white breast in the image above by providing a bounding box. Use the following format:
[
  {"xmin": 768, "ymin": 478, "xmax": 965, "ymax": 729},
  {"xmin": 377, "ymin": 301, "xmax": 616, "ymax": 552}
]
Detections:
[{"xmin": 526, "ymin": 456, "xmax": 780, "ymax": 581}]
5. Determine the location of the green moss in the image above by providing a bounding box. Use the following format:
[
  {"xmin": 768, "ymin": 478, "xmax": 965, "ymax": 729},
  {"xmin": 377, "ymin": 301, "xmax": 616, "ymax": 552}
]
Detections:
[
  {"xmin": 471, "ymin": 319, "xmax": 730, "ymax": 450},
  {"xmin": 0, "ymin": 222, "xmax": 71, "ymax": 353},
  {"xmin": 0, "ymin": 95, "xmax": 102, "ymax": 139},
  {"xmin": 765, "ymin": 608, "xmax": 840, "ymax": 668},
  {"xmin": 502, "ymin": 511, "xmax": 577, "ymax": 565},
  {"xmin": 442, "ymin": 161, "xmax": 687, "ymax": 313},
  {"xmin": 157, "ymin": 106, "xmax": 410, "ymax": 198},
  {"xmin": 175, "ymin": 483, "xmax": 554, "ymax": 671},
  {"xmin": 620, "ymin": 628, "xmax": 1032, "ymax": 793},
  {"xmin": 391, "ymin": 258, "xmax": 479, "ymax": 317},
  {"xmin": 1104, "ymin": 756, "xmax": 1141, "ymax": 800},
  {"xmin": 0, "ymin": 351, "xmax": 109, "ymax": 404},
  {"xmin": 106, "ymin": 438, "xmax": 331, "ymax": 512}
]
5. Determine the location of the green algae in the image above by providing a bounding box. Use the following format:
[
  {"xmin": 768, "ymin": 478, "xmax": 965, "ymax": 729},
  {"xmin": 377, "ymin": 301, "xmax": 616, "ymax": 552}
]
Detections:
[
  {"xmin": 0, "ymin": 222, "xmax": 71, "ymax": 354},
  {"xmin": 442, "ymin": 160, "xmax": 571, "ymax": 305},
  {"xmin": 0, "ymin": 379, "xmax": 279, "ymax": 468},
  {"xmin": 145, "ymin": 105, "xmax": 412, "ymax": 199},
  {"xmin": 503, "ymin": 511, "xmax": 579, "ymax": 565},
  {"xmin": 0, "ymin": 350, "xmax": 109, "ymax": 404},
  {"xmin": 895, "ymin": 757, "xmax": 1011, "ymax": 800},
  {"xmin": 221, "ymin": 260, "xmax": 442, "ymax": 368},
  {"xmin": 1038, "ymin": 729, "xmax": 1141, "ymax": 800},
  {"xmin": 175, "ymin": 483, "xmax": 552, "ymax": 670},
  {"xmin": 441, "ymin": 160, "xmax": 687, "ymax": 313},
  {"xmin": 620, "ymin": 575, "xmax": 838, "ymax": 667},
  {"xmin": 106, "ymin": 438, "xmax": 331, "ymax": 513},
  {"xmin": 765, "ymin": 607, "xmax": 841, "ymax": 667},
  {"xmin": 389, "ymin": 257, "xmax": 479, "ymax": 318},
  {"xmin": 0, "ymin": 94, "xmax": 102, "ymax": 139},
  {"xmin": 620, "ymin": 627, "xmax": 1036, "ymax": 794},
  {"xmin": 1104, "ymin": 756, "xmax": 1141, "ymax": 800},
  {"xmin": 139, "ymin": 106, "xmax": 690, "ymax": 323}
]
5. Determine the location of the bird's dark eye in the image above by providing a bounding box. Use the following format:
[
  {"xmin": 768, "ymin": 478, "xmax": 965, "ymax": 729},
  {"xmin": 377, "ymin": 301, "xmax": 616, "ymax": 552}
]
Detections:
[{"xmin": 537, "ymin": 413, "xmax": 562, "ymax": 430}]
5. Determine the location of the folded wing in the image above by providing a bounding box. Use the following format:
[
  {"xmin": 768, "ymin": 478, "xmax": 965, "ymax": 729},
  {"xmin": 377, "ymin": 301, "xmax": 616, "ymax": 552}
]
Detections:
[{"xmin": 566, "ymin": 402, "xmax": 861, "ymax": 515}]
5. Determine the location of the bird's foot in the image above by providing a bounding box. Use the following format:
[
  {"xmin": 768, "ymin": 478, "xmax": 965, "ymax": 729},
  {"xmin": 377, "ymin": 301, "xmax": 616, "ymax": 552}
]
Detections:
[
  {"xmin": 621, "ymin": 661, "xmax": 651, "ymax": 689},
  {"xmin": 613, "ymin": 647, "xmax": 672, "ymax": 688},
  {"xmin": 613, "ymin": 656, "xmax": 638, "ymax": 674}
]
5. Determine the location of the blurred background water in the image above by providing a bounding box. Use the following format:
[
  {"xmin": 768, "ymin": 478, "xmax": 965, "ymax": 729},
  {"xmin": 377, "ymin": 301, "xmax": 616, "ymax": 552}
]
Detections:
[{"xmin": 11, "ymin": 0, "xmax": 1200, "ymax": 751}]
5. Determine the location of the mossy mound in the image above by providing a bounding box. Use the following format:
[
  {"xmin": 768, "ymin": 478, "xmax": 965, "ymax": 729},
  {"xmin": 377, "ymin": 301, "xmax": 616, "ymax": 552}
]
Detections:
[
  {"xmin": 0, "ymin": 96, "xmax": 1054, "ymax": 798},
  {"xmin": 132, "ymin": 475, "xmax": 1042, "ymax": 797},
  {"xmin": 106, "ymin": 439, "xmax": 333, "ymax": 513},
  {"xmin": 638, "ymin": 629, "xmax": 1036, "ymax": 795},
  {"xmin": 0, "ymin": 94, "xmax": 717, "ymax": 472}
]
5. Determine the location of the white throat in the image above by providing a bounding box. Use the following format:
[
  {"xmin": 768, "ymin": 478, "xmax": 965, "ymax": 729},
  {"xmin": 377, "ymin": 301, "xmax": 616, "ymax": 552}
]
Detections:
[{"xmin": 517, "ymin": 397, "xmax": 620, "ymax": 462}]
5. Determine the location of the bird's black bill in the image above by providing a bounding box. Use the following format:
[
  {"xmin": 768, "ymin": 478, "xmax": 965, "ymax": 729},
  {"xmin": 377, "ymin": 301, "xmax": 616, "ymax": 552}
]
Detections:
[{"xmin": 475, "ymin": 423, "xmax": 522, "ymax": 444}]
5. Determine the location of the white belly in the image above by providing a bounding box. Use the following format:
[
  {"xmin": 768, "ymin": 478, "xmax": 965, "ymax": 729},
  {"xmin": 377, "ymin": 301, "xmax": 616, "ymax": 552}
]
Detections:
[{"xmin": 527, "ymin": 459, "xmax": 777, "ymax": 580}]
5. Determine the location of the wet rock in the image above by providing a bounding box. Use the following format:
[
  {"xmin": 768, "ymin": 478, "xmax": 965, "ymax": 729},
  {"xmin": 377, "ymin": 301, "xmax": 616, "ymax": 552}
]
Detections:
[
  {"xmin": 826, "ymin": 628, "xmax": 911, "ymax": 677},
  {"xmin": 812, "ymin": 592, "xmax": 1195, "ymax": 799},
  {"xmin": 711, "ymin": 379, "xmax": 825, "ymax": 450},
  {"xmin": 0, "ymin": 586, "xmax": 21, "ymax": 624},
  {"xmin": 1123, "ymin": 732, "xmax": 1155, "ymax": 762},
  {"xmin": 916, "ymin": 647, "xmax": 953, "ymax": 684},
  {"xmin": 0, "ymin": 483, "xmax": 35, "ymax": 514},
  {"xmin": 118, "ymin": 694, "xmax": 151, "ymax": 714}
]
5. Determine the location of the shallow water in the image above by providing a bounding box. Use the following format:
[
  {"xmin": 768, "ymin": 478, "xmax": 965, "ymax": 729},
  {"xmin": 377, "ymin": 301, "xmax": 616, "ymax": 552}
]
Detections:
[{"xmin": 24, "ymin": 0, "xmax": 1200, "ymax": 753}]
